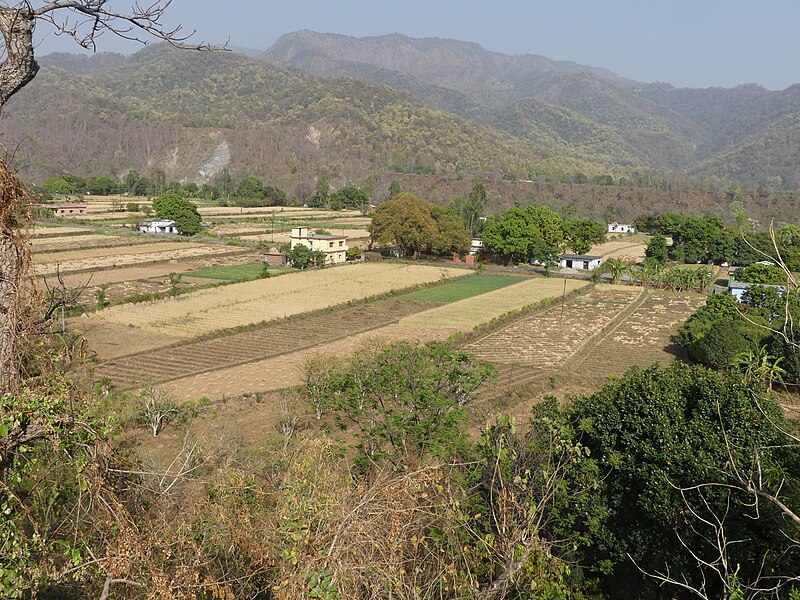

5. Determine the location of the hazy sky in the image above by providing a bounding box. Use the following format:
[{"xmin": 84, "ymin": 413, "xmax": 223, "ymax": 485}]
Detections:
[{"xmin": 34, "ymin": 0, "xmax": 800, "ymax": 90}]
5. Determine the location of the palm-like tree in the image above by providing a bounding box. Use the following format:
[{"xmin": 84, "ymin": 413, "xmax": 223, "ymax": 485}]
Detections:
[
  {"xmin": 733, "ymin": 345, "xmax": 788, "ymax": 393},
  {"xmin": 693, "ymin": 267, "xmax": 712, "ymax": 292},
  {"xmin": 600, "ymin": 258, "xmax": 632, "ymax": 285}
]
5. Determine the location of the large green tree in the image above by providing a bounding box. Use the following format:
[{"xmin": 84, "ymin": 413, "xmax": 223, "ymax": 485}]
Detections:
[
  {"xmin": 152, "ymin": 191, "xmax": 203, "ymax": 235},
  {"xmin": 562, "ymin": 218, "xmax": 606, "ymax": 254},
  {"xmin": 482, "ymin": 205, "xmax": 565, "ymax": 264},
  {"xmin": 369, "ymin": 193, "xmax": 466, "ymax": 257},
  {"xmin": 567, "ymin": 363, "xmax": 800, "ymax": 597},
  {"xmin": 644, "ymin": 233, "xmax": 668, "ymax": 265},
  {"xmin": 430, "ymin": 205, "xmax": 470, "ymax": 253}
]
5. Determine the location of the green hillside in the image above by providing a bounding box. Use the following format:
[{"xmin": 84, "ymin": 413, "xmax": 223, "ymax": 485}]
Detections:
[{"xmin": 3, "ymin": 45, "xmax": 604, "ymax": 185}]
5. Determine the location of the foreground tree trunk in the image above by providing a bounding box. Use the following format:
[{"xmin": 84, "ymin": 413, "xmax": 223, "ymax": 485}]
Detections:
[
  {"xmin": 0, "ymin": 7, "xmax": 38, "ymax": 109},
  {"xmin": 0, "ymin": 161, "xmax": 26, "ymax": 394},
  {"xmin": 0, "ymin": 7, "xmax": 36, "ymax": 394}
]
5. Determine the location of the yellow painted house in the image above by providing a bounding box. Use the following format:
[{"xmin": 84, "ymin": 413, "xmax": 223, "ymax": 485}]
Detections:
[{"xmin": 290, "ymin": 226, "xmax": 348, "ymax": 264}]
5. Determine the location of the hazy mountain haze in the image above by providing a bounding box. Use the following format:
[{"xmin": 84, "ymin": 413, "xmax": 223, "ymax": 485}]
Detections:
[{"xmin": 31, "ymin": 0, "xmax": 800, "ymax": 90}]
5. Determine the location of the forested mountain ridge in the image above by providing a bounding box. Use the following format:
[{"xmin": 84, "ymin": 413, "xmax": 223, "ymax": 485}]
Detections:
[
  {"xmin": 3, "ymin": 47, "xmax": 613, "ymax": 185},
  {"xmin": 6, "ymin": 32, "xmax": 800, "ymax": 207},
  {"xmin": 2, "ymin": 45, "xmax": 596, "ymax": 186},
  {"xmin": 264, "ymin": 31, "xmax": 800, "ymax": 188}
]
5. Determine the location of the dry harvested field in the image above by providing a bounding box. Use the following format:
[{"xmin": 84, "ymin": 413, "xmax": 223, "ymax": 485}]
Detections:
[
  {"xmin": 464, "ymin": 286, "xmax": 642, "ymax": 367},
  {"xmin": 31, "ymin": 233, "xmax": 151, "ymax": 253},
  {"xmin": 97, "ymin": 297, "xmax": 440, "ymax": 390},
  {"xmin": 151, "ymin": 277, "xmax": 583, "ymax": 401},
  {"xmin": 160, "ymin": 322, "xmax": 448, "ymax": 401},
  {"xmin": 35, "ymin": 241, "xmax": 190, "ymax": 263},
  {"xmin": 591, "ymin": 235, "xmax": 649, "ymax": 262},
  {"xmin": 35, "ymin": 243, "xmax": 246, "ymax": 276},
  {"xmin": 86, "ymin": 263, "xmax": 468, "ymax": 339},
  {"xmin": 32, "ymin": 226, "xmax": 93, "ymax": 237},
  {"xmin": 48, "ymin": 254, "xmax": 252, "ymax": 289},
  {"xmin": 400, "ymin": 278, "xmax": 589, "ymax": 331},
  {"xmin": 575, "ymin": 291, "xmax": 705, "ymax": 377}
]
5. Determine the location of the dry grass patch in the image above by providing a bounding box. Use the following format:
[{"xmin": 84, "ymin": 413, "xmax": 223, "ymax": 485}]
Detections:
[
  {"xmin": 591, "ymin": 236, "xmax": 649, "ymax": 262},
  {"xmin": 90, "ymin": 263, "xmax": 468, "ymax": 338}
]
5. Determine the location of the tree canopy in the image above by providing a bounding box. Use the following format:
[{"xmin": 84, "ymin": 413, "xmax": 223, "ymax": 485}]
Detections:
[
  {"xmin": 152, "ymin": 191, "xmax": 203, "ymax": 235},
  {"xmin": 565, "ymin": 362, "xmax": 800, "ymax": 596},
  {"xmin": 368, "ymin": 192, "xmax": 468, "ymax": 256},
  {"xmin": 482, "ymin": 204, "xmax": 603, "ymax": 263}
]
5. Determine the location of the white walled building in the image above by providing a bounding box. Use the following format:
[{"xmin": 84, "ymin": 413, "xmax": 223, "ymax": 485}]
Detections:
[
  {"xmin": 469, "ymin": 238, "xmax": 483, "ymax": 255},
  {"xmin": 290, "ymin": 226, "xmax": 348, "ymax": 264},
  {"xmin": 607, "ymin": 222, "xmax": 635, "ymax": 234},
  {"xmin": 559, "ymin": 254, "xmax": 602, "ymax": 270},
  {"xmin": 138, "ymin": 219, "xmax": 177, "ymax": 234}
]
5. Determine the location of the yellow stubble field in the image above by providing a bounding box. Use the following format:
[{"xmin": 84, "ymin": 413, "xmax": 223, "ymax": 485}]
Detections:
[
  {"xmin": 87, "ymin": 262, "xmax": 470, "ymax": 338},
  {"xmin": 158, "ymin": 277, "xmax": 589, "ymax": 401}
]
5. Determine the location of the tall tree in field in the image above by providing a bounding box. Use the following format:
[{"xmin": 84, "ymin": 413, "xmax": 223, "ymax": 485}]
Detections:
[
  {"xmin": 563, "ymin": 219, "xmax": 606, "ymax": 254},
  {"xmin": 644, "ymin": 233, "xmax": 668, "ymax": 265},
  {"xmin": 430, "ymin": 205, "xmax": 469, "ymax": 253},
  {"xmin": 449, "ymin": 182, "xmax": 487, "ymax": 237},
  {"xmin": 0, "ymin": 1, "xmax": 212, "ymax": 394},
  {"xmin": 369, "ymin": 192, "xmax": 465, "ymax": 257}
]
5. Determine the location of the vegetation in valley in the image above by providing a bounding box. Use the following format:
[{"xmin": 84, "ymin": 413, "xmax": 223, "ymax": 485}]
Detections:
[{"xmin": 6, "ymin": 16, "xmax": 800, "ymax": 600}]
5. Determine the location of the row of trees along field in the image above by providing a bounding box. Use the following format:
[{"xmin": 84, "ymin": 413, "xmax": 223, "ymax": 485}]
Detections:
[
  {"xmin": 37, "ymin": 169, "xmax": 379, "ymax": 212},
  {"xmin": 480, "ymin": 205, "xmax": 607, "ymax": 263},
  {"xmin": 637, "ymin": 211, "xmax": 800, "ymax": 270}
]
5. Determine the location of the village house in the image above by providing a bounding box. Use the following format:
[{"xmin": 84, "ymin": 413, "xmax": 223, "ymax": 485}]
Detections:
[
  {"xmin": 728, "ymin": 281, "xmax": 786, "ymax": 303},
  {"xmin": 138, "ymin": 219, "xmax": 177, "ymax": 234},
  {"xmin": 290, "ymin": 226, "xmax": 348, "ymax": 264},
  {"xmin": 43, "ymin": 205, "xmax": 87, "ymax": 217},
  {"xmin": 559, "ymin": 253, "xmax": 602, "ymax": 270},
  {"xmin": 607, "ymin": 222, "xmax": 636, "ymax": 234}
]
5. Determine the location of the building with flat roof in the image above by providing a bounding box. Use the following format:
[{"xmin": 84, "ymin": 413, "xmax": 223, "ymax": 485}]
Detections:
[
  {"xmin": 559, "ymin": 254, "xmax": 602, "ymax": 271},
  {"xmin": 42, "ymin": 205, "xmax": 87, "ymax": 217},
  {"xmin": 290, "ymin": 226, "xmax": 348, "ymax": 264}
]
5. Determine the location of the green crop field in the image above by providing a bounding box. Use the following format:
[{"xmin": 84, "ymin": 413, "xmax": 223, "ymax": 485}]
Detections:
[
  {"xmin": 403, "ymin": 274, "xmax": 528, "ymax": 302},
  {"xmin": 184, "ymin": 263, "xmax": 291, "ymax": 281}
]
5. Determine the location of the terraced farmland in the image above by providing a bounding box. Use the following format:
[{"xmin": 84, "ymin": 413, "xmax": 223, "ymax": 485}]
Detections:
[
  {"xmin": 152, "ymin": 277, "xmax": 585, "ymax": 401},
  {"xmin": 98, "ymin": 297, "xmax": 438, "ymax": 389},
  {"xmin": 464, "ymin": 286, "xmax": 642, "ymax": 367},
  {"xmin": 32, "ymin": 233, "xmax": 152, "ymax": 253},
  {"xmin": 400, "ymin": 278, "xmax": 589, "ymax": 331},
  {"xmin": 89, "ymin": 263, "xmax": 468, "ymax": 338},
  {"xmin": 35, "ymin": 243, "xmax": 247, "ymax": 275},
  {"xmin": 574, "ymin": 292, "xmax": 705, "ymax": 376},
  {"xmin": 459, "ymin": 285, "xmax": 704, "ymax": 398}
]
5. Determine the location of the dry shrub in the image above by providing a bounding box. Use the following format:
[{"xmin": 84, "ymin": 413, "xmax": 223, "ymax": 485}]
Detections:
[{"xmin": 274, "ymin": 438, "xmax": 475, "ymax": 600}]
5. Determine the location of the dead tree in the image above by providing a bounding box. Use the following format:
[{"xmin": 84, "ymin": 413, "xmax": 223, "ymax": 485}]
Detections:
[{"xmin": 0, "ymin": 1, "xmax": 216, "ymax": 394}]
